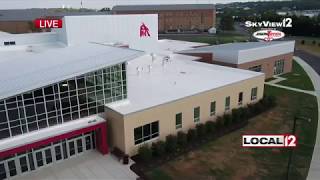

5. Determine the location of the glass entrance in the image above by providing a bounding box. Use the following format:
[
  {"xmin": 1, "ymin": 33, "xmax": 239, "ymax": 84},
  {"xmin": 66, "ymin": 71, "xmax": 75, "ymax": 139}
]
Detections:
[
  {"xmin": 274, "ymin": 59, "xmax": 285, "ymax": 75},
  {"xmin": 0, "ymin": 131, "xmax": 96, "ymax": 179}
]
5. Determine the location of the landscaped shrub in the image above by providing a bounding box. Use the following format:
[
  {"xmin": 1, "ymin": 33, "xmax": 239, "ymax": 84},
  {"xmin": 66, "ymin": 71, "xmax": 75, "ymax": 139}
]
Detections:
[
  {"xmin": 187, "ymin": 128, "xmax": 197, "ymax": 142},
  {"xmin": 165, "ymin": 135, "xmax": 178, "ymax": 153},
  {"xmin": 151, "ymin": 141, "xmax": 166, "ymax": 157},
  {"xmin": 231, "ymin": 109, "xmax": 241, "ymax": 123},
  {"xmin": 205, "ymin": 121, "xmax": 215, "ymax": 134},
  {"xmin": 196, "ymin": 124, "xmax": 206, "ymax": 139},
  {"xmin": 215, "ymin": 116, "xmax": 224, "ymax": 128},
  {"xmin": 312, "ymin": 40, "xmax": 316, "ymax": 45},
  {"xmin": 138, "ymin": 145, "xmax": 152, "ymax": 162},
  {"xmin": 177, "ymin": 131, "xmax": 188, "ymax": 148},
  {"xmin": 301, "ymin": 40, "xmax": 305, "ymax": 45},
  {"xmin": 238, "ymin": 107, "xmax": 248, "ymax": 121},
  {"xmin": 223, "ymin": 114, "xmax": 232, "ymax": 127},
  {"xmin": 318, "ymin": 43, "xmax": 320, "ymax": 47}
]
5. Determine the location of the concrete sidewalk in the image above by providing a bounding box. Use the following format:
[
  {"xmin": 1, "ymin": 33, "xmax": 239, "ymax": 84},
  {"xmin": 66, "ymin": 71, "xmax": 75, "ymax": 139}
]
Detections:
[
  {"xmin": 13, "ymin": 151, "xmax": 138, "ymax": 180},
  {"xmin": 293, "ymin": 57, "xmax": 320, "ymax": 180}
]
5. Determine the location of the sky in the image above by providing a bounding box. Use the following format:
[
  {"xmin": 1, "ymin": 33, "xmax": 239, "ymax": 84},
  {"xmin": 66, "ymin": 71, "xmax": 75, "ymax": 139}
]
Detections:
[{"xmin": 0, "ymin": 0, "xmax": 281, "ymax": 10}]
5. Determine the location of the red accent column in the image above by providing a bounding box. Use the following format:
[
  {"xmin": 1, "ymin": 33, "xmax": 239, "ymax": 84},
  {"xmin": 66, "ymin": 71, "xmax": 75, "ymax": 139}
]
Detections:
[{"xmin": 96, "ymin": 123, "xmax": 108, "ymax": 155}]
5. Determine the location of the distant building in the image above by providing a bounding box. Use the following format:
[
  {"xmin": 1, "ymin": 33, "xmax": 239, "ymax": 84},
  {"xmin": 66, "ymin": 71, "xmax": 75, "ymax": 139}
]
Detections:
[
  {"xmin": 112, "ymin": 4, "xmax": 216, "ymax": 33},
  {"xmin": 0, "ymin": 9, "xmax": 109, "ymax": 33},
  {"xmin": 276, "ymin": 10, "xmax": 320, "ymax": 18},
  {"xmin": 178, "ymin": 41, "xmax": 295, "ymax": 79}
]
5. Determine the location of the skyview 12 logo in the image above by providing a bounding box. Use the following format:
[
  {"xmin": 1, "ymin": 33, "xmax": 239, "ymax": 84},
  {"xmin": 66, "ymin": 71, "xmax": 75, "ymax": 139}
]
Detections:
[
  {"xmin": 245, "ymin": 18, "xmax": 292, "ymax": 28},
  {"xmin": 242, "ymin": 134, "xmax": 297, "ymax": 148}
]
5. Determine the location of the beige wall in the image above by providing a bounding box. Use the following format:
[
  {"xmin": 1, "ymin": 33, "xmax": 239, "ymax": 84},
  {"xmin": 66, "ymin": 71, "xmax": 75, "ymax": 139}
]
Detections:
[{"xmin": 106, "ymin": 75, "xmax": 265, "ymax": 156}]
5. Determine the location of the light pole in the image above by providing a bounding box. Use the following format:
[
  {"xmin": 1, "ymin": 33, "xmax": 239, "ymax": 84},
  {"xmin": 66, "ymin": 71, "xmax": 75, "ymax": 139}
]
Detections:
[{"xmin": 286, "ymin": 107, "xmax": 313, "ymax": 180}]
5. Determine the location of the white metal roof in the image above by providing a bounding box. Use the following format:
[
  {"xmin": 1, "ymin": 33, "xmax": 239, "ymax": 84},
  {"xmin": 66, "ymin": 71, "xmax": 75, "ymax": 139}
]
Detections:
[
  {"xmin": 106, "ymin": 53, "xmax": 264, "ymax": 115},
  {"xmin": 156, "ymin": 39, "xmax": 209, "ymax": 54},
  {"xmin": 0, "ymin": 43, "xmax": 144, "ymax": 100},
  {"xmin": 179, "ymin": 41, "xmax": 295, "ymax": 64}
]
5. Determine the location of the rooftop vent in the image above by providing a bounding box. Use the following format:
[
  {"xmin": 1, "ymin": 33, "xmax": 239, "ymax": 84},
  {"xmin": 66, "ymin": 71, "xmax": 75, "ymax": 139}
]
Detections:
[{"xmin": 26, "ymin": 46, "xmax": 33, "ymax": 52}]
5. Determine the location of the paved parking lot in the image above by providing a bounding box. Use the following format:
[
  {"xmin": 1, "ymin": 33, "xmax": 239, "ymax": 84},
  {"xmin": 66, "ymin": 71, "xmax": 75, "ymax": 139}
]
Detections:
[
  {"xmin": 295, "ymin": 50, "xmax": 320, "ymax": 75},
  {"xmin": 13, "ymin": 151, "xmax": 137, "ymax": 180}
]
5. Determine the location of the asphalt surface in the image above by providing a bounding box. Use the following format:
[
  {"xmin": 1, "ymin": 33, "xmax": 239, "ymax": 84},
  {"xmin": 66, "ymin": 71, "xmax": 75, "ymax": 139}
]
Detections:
[{"xmin": 295, "ymin": 50, "xmax": 320, "ymax": 75}]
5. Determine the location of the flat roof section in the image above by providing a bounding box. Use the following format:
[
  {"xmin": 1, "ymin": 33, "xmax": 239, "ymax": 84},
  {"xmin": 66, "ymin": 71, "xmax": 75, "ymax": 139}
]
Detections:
[
  {"xmin": 0, "ymin": 43, "xmax": 144, "ymax": 100},
  {"xmin": 179, "ymin": 41, "xmax": 295, "ymax": 64},
  {"xmin": 156, "ymin": 39, "xmax": 209, "ymax": 55},
  {"xmin": 112, "ymin": 4, "xmax": 215, "ymax": 11},
  {"xmin": 106, "ymin": 53, "xmax": 264, "ymax": 115}
]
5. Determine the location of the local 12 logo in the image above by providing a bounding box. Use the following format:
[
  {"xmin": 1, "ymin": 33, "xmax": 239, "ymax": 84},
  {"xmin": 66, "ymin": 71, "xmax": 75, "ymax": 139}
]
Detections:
[
  {"xmin": 242, "ymin": 134, "xmax": 297, "ymax": 148},
  {"xmin": 253, "ymin": 29, "xmax": 285, "ymax": 41},
  {"xmin": 34, "ymin": 19, "xmax": 63, "ymax": 29}
]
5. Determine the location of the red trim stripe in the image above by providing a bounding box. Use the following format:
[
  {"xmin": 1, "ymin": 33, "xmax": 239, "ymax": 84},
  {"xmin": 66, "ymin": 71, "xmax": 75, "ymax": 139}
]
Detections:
[{"xmin": 0, "ymin": 122, "xmax": 108, "ymax": 158}]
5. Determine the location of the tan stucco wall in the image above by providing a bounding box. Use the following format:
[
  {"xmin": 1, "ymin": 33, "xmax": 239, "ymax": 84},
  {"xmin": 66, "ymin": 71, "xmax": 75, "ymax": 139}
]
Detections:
[
  {"xmin": 105, "ymin": 108, "xmax": 126, "ymax": 152},
  {"xmin": 106, "ymin": 75, "xmax": 265, "ymax": 156}
]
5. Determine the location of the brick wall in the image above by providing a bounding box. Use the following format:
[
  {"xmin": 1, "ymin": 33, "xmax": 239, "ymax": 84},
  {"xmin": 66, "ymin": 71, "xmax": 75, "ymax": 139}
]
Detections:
[
  {"xmin": 237, "ymin": 53, "xmax": 293, "ymax": 79},
  {"xmin": 0, "ymin": 21, "xmax": 32, "ymax": 33},
  {"xmin": 113, "ymin": 9, "xmax": 216, "ymax": 32}
]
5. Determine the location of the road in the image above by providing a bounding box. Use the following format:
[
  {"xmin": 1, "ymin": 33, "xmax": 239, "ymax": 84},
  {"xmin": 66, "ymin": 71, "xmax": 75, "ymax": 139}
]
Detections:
[{"xmin": 295, "ymin": 50, "xmax": 320, "ymax": 75}]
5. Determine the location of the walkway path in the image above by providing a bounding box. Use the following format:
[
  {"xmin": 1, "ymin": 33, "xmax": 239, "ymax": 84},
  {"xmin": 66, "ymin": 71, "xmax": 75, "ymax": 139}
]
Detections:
[
  {"xmin": 14, "ymin": 151, "xmax": 138, "ymax": 180},
  {"xmin": 293, "ymin": 56, "xmax": 320, "ymax": 180},
  {"xmin": 267, "ymin": 76, "xmax": 287, "ymax": 84}
]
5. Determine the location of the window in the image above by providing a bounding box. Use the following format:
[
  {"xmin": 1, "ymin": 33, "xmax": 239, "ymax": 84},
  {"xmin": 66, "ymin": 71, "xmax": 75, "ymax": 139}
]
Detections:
[
  {"xmin": 251, "ymin": 87, "xmax": 258, "ymax": 101},
  {"xmin": 0, "ymin": 63, "xmax": 127, "ymax": 140},
  {"xmin": 134, "ymin": 121, "xmax": 159, "ymax": 145},
  {"xmin": 225, "ymin": 96, "xmax": 230, "ymax": 111},
  {"xmin": 274, "ymin": 59, "xmax": 285, "ymax": 75},
  {"xmin": 194, "ymin": 107, "xmax": 200, "ymax": 123},
  {"xmin": 176, "ymin": 113, "xmax": 182, "ymax": 129},
  {"xmin": 249, "ymin": 65, "xmax": 262, "ymax": 72},
  {"xmin": 238, "ymin": 92, "xmax": 243, "ymax": 106},
  {"xmin": 210, "ymin": 101, "xmax": 216, "ymax": 116}
]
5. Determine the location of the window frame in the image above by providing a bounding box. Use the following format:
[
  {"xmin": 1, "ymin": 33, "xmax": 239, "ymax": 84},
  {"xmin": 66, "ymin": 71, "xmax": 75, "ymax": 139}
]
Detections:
[
  {"xmin": 175, "ymin": 113, "xmax": 182, "ymax": 129},
  {"xmin": 134, "ymin": 121, "xmax": 159, "ymax": 145},
  {"xmin": 194, "ymin": 106, "xmax": 200, "ymax": 123},
  {"xmin": 251, "ymin": 87, "xmax": 258, "ymax": 101},
  {"xmin": 225, "ymin": 96, "xmax": 230, "ymax": 111},
  {"xmin": 210, "ymin": 101, "xmax": 216, "ymax": 116},
  {"xmin": 238, "ymin": 92, "xmax": 243, "ymax": 106}
]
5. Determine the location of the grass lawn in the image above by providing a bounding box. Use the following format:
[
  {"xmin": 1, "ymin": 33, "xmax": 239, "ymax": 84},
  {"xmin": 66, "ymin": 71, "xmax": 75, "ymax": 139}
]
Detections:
[
  {"xmin": 144, "ymin": 86, "xmax": 318, "ymax": 180},
  {"xmin": 278, "ymin": 60, "xmax": 315, "ymax": 91}
]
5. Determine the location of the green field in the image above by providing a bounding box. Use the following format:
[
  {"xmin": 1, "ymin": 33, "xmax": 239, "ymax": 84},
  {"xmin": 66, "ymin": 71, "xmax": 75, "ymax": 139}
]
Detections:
[
  {"xmin": 278, "ymin": 60, "xmax": 315, "ymax": 91},
  {"xmin": 145, "ymin": 86, "xmax": 318, "ymax": 180}
]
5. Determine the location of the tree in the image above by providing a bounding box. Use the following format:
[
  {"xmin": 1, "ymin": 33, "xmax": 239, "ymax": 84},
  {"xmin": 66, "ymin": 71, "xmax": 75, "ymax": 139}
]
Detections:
[{"xmin": 220, "ymin": 14, "xmax": 235, "ymax": 31}]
